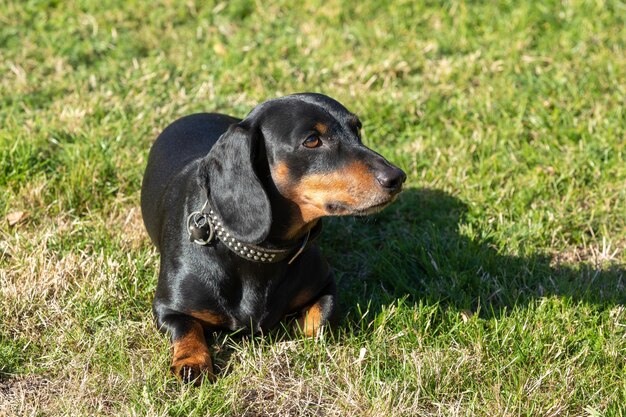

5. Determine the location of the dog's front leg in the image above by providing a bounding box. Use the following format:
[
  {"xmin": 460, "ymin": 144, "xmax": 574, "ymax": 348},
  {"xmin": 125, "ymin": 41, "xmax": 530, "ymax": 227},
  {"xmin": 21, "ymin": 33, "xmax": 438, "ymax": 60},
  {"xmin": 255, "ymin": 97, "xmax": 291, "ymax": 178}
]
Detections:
[
  {"xmin": 296, "ymin": 279, "xmax": 338, "ymax": 338},
  {"xmin": 157, "ymin": 314, "xmax": 215, "ymax": 385}
]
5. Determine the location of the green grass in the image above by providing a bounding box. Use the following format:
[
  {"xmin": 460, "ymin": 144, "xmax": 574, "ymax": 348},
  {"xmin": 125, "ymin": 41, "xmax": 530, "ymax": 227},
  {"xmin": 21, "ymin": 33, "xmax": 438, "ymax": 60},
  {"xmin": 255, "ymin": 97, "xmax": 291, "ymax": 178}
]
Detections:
[{"xmin": 1, "ymin": 0, "xmax": 625, "ymax": 415}]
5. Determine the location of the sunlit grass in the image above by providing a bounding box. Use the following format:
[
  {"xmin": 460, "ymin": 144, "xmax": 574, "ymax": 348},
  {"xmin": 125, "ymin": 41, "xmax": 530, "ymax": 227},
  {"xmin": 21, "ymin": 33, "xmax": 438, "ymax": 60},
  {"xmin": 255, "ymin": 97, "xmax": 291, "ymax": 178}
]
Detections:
[{"xmin": 1, "ymin": 1, "xmax": 625, "ymax": 415}]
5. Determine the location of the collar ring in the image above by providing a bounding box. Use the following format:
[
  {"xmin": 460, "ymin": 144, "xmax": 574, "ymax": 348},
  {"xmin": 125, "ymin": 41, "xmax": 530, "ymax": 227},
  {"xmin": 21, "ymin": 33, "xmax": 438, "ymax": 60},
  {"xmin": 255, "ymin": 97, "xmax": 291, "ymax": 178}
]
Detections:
[{"xmin": 187, "ymin": 209, "xmax": 215, "ymax": 245}]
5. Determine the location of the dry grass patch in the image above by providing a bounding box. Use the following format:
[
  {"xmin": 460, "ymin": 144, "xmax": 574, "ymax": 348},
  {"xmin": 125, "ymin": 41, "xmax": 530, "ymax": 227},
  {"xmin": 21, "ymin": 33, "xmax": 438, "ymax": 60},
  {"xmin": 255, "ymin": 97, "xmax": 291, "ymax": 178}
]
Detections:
[
  {"xmin": 551, "ymin": 237, "xmax": 624, "ymax": 270},
  {"xmin": 0, "ymin": 375, "xmax": 60, "ymax": 416}
]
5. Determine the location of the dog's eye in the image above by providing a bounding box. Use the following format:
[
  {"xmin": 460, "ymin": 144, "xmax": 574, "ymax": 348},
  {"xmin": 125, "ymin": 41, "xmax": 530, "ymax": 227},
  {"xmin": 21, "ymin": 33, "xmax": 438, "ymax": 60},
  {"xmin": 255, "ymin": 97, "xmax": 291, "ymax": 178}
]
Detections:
[{"xmin": 303, "ymin": 135, "xmax": 321, "ymax": 148}]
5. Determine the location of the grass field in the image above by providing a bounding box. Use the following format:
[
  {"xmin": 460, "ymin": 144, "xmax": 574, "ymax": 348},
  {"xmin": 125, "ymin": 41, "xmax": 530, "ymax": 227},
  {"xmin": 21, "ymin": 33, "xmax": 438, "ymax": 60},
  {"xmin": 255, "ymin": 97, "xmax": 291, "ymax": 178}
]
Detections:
[{"xmin": 1, "ymin": 0, "xmax": 625, "ymax": 415}]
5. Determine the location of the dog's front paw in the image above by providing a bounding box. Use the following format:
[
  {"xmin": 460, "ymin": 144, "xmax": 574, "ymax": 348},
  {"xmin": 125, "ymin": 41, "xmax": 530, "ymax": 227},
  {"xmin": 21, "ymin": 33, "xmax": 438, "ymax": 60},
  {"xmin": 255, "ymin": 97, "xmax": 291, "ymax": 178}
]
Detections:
[{"xmin": 171, "ymin": 354, "xmax": 215, "ymax": 386}]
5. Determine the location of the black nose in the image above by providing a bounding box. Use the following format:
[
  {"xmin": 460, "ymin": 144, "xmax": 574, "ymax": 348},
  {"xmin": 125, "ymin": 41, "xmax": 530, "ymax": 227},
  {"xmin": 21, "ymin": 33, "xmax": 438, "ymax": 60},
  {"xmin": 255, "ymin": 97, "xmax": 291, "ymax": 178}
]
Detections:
[{"xmin": 376, "ymin": 166, "xmax": 406, "ymax": 192}]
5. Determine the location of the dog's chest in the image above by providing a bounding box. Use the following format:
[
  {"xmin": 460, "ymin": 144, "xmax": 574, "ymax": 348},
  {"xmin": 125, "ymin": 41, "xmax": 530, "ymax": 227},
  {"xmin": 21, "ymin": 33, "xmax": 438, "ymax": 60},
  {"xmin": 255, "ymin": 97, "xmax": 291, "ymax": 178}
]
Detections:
[
  {"xmin": 217, "ymin": 271, "xmax": 290, "ymax": 333},
  {"xmin": 196, "ymin": 248, "xmax": 326, "ymax": 333},
  {"xmin": 232, "ymin": 279, "xmax": 272, "ymax": 331}
]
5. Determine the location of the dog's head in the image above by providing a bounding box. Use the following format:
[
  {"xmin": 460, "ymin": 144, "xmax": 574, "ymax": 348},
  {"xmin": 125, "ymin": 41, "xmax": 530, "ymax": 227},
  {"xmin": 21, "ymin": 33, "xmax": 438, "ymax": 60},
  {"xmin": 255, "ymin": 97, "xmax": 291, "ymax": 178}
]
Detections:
[{"xmin": 199, "ymin": 93, "xmax": 406, "ymax": 244}]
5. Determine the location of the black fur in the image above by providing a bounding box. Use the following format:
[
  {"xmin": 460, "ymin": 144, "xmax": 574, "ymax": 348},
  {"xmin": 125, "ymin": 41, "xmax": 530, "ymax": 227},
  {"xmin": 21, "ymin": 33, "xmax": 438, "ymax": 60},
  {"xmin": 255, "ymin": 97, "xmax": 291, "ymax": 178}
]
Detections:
[
  {"xmin": 198, "ymin": 123, "xmax": 272, "ymax": 244},
  {"xmin": 140, "ymin": 93, "xmax": 406, "ymax": 383}
]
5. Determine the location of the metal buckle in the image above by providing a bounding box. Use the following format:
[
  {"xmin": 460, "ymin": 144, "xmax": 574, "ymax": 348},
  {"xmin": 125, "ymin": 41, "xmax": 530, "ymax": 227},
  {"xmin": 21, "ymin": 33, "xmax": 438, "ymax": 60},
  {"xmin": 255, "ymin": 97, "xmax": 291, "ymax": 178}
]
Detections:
[{"xmin": 187, "ymin": 209, "xmax": 214, "ymax": 246}]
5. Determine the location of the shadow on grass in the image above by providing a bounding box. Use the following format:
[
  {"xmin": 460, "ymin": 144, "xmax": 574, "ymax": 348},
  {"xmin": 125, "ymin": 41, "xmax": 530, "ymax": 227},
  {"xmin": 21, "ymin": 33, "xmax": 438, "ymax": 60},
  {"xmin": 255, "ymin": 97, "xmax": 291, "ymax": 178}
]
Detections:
[
  {"xmin": 208, "ymin": 187, "xmax": 624, "ymax": 376},
  {"xmin": 322, "ymin": 187, "xmax": 625, "ymax": 320}
]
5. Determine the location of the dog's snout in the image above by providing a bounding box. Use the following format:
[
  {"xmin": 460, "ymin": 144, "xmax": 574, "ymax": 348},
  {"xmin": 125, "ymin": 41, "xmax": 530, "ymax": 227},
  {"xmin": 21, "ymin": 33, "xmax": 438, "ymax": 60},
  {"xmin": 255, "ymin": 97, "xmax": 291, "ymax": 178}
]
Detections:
[{"xmin": 376, "ymin": 165, "xmax": 406, "ymax": 192}]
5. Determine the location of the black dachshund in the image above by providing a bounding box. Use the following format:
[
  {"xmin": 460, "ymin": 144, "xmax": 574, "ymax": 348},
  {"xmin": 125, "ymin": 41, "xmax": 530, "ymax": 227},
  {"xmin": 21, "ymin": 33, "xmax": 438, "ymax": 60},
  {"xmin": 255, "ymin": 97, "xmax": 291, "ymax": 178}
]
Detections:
[{"xmin": 141, "ymin": 93, "xmax": 406, "ymax": 384}]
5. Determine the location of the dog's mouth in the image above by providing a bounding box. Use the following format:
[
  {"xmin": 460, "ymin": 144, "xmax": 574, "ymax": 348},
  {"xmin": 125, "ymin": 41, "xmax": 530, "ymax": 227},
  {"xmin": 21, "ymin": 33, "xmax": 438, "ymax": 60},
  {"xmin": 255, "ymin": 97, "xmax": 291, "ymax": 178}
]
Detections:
[{"xmin": 325, "ymin": 193, "xmax": 399, "ymax": 216}]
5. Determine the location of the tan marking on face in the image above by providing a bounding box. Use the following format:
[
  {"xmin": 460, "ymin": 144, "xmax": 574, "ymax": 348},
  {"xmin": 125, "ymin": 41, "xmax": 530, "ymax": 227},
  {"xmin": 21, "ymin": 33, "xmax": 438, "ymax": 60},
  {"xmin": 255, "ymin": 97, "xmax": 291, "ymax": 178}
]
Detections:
[
  {"xmin": 297, "ymin": 303, "xmax": 323, "ymax": 337},
  {"xmin": 292, "ymin": 161, "xmax": 377, "ymax": 221},
  {"xmin": 314, "ymin": 122, "xmax": 328, "ymax": 134},
  {"xmin": 271, "ymin": 161, "xmax": 291, "ymax": 187},
  {"xmin": 170, "ymin": 321, "xmax": 214, "ymax": 384},
  {"xmin": 190, "ymin": 310, "xmax": 226, "ymax": 327},
  {"xmin": 271, "ymin": 160, "xmax": 379, "ymax": 240}
]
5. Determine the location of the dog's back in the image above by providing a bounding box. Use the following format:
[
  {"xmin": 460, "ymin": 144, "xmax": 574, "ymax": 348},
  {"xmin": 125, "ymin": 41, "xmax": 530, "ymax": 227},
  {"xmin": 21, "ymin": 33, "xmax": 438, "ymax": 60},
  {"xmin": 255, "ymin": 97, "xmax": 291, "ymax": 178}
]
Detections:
[{"xmin": 141, "ymin": 113, "xmax": 239, "ymax": 247}]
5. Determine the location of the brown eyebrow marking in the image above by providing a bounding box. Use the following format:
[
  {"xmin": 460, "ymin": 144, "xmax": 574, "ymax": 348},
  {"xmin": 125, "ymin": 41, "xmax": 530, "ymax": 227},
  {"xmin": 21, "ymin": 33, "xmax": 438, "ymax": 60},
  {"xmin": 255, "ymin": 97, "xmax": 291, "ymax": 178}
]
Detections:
[{"xmin": 314, "ymin": 122, "xmax": 328, "ymax": 135}]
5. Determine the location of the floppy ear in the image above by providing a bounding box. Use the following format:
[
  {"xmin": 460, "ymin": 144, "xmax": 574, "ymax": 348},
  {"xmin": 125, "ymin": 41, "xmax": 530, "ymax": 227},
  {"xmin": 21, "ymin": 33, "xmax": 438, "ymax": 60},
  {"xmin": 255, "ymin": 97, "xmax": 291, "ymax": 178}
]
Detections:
[{"xmin": 198, "ymin": 123, "xmax": 272, "ymax": 244}]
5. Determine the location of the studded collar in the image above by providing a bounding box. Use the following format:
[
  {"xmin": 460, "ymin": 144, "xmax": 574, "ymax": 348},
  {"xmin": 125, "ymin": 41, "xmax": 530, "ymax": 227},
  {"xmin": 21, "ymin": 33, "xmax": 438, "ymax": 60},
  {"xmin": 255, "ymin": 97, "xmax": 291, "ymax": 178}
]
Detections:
[{"xmin": 187, "ymin": 200, "xmax": 322, "ymax": 264}]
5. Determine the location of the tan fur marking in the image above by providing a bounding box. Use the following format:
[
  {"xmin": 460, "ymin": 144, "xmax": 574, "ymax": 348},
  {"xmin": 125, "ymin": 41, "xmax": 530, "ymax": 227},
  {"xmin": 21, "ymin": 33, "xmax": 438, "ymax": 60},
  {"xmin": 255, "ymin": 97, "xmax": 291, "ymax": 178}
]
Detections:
[
  {"xmin": 289, "ymin": 288, "xmax": 313, "ymax": 311},
  {"xmin": 271, "ymin": 160, "xmax": 380, "ymax": 241},
  {"xmin": 292, "ymin": 161, "xmax": 377, "ymax": 221},
  {"xmin": 297, "ymin": 303, "xmax": 323, "ymax": 337},
  {"xmin": 314, "ymin": 122, "xmax": 328, "ymax": 134},
  {"xmin": 171, "ymin": 321, "xmax": 214, "ymax": 384},
  {"xmin": 190, "ymin": 310, "xmax": 226, "ymax": 326},
  {"xmin": 271, "ymin": 161, "xmax": 291, "ymax": 189}
]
